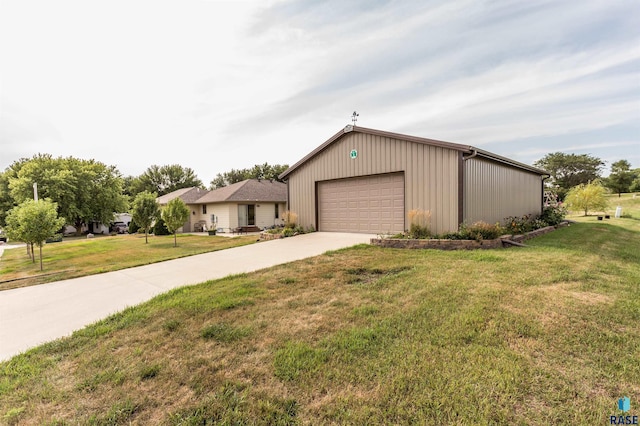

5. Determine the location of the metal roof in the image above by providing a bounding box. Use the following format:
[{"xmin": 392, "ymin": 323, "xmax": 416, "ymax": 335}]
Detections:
[{"xmin": 279, "ymin": 125, "xmax": 548, "ymax": 179}]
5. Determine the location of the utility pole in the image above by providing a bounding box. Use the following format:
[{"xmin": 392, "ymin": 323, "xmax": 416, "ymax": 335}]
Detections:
[{"xmin": 33, "ymin": 182, "xmax": 38, "ymax": 201}]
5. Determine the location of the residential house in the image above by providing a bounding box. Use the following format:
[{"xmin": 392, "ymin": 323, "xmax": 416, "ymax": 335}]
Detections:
[{"xmin": 193, "ymin": 179, "xmax": 287, "ymax": 232}]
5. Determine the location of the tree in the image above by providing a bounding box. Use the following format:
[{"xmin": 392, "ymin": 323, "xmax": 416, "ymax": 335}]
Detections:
[
  {"xmin": 605, "ymin": 160, "xmax": 635, "ymax": 197},
  {"xmin": 161, "ymin": 198, "xmax": 190, "ymax": 247},
  {"xmin": 5, "ymin": 200, "xmax": 65, "ymax": 271},
  {"xmin": 565, "ymin": 181, "xmax": 608, "ymax": 216},
  {"xmin": 133, "ymin": 164, "xmax": 203, "ymax": 196},
  {"xmin": 210, "ymin": 163, "xmax": 289, "ymax": 189},
  {"xmin": 7, "ymin": 155, "xmax": 127, "ymax": 235},
  {"xmin": 131, "ymin": 191, "xmax": 159, "ymax": 244},
  {"xmin": 631, "ymin": 168, "xmax": 640, "ymax": 193},
  {"xmin": 0, "ymin": 158, "xmax": 30, "ymax": 227},
  {"xmin": 534, "ymin": 153, "xmax": 605, "ymax": 199}
]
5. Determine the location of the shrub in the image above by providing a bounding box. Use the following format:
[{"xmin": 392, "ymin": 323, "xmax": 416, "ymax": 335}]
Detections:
[
  {"xmin": 458, "ymin": 221, "xmax": 503, "ymax": 241},
  {"xmin": 282, "ymin": 228, "xmax": 295, "ymax": 238},
  {"xmin": 153, "ymin": 217, "xmax": 171, "ymax": 235},
  {"xmin": 408, "ymin": 209, "xmax": 431, "ymax": 239},
  {"xmin": 282, "ymin": 211, "xmax": 298, "ymax": 228},
  {"xmin": 503, "ymin": 214, "xmax": 537, "ymax": 234},
  {"xmin": 128, "ymin": 219, "xmax": 140, "ymax": 234},
  {"xmin": 539, "ymin": 204, "xmax": 567, "ymax": 226}
]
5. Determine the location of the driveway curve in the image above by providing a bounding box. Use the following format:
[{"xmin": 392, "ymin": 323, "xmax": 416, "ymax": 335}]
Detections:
[{"xmin": 0, "ymin": 232, "xmax": 374, "ymax": 361}]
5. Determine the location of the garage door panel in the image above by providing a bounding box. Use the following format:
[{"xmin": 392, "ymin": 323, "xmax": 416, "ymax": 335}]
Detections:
[{"xmin": 318, "ymin": 173, "xmax": 405, "ymax": 233}]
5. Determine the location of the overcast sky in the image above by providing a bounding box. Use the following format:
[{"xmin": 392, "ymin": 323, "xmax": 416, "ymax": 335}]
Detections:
[{"xmin": 1, "ymin": 0, "xmax": 639, "ymax": 185}]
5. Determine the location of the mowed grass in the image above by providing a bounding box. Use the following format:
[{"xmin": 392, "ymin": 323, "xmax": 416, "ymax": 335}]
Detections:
[
  {"xmin": 1, "ymin": 199, "xmax": 639, "ymax": 424},
  {"xmin": 0, "ymin": 234, "xmax": 257, "ymax": 290}
]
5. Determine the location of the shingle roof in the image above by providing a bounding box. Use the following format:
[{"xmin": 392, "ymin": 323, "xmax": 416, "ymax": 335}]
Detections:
[
  {"xmin": 194, "ymin": 179, "xmax": 287, "ymax": 204},
  {"xmin": 156, "ymin": 187, "xmax": 208, "ymax": 205}
]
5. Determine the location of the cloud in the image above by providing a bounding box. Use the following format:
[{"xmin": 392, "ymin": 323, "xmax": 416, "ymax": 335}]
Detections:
[{"xmin": 1, "ymin": 0, "xmax": 639, "ymax": 180}]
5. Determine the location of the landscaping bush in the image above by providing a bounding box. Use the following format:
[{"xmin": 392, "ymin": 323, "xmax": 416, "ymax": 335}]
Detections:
[
  {"xmin": 128, "ymin": 219, "xmax": 140, "ymax": 234},
  {"xmin": 153, "ymin": 217, "xmax": 171, "ymax": 236},
  {"xmin": 408, "ymin": 209, "xmax": 431, "ymax": 239},
  {"xmin": 457, "ymin": 221, "xmax": 503, "ymax": 241},
  {"xmin": 539, "ymin": 204, "xmax": 567, "ymax": 226},
  {"xmin": 503, "ymin": 214, "xmax": 537, "ymax": 234},
  {"xmin": 282, "ymin": 228, "xmax": 296, "ymax": 238},
  {"xmin": 282, "ymin": 211, "xmax": 298, "ymax": 228}
]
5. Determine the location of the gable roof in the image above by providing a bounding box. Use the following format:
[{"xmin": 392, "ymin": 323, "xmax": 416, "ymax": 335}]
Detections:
[
  {"xmin": 279, "ymin": 125, "xmax": 548, "ymax": 179},
  {"xmin": 156, "ymin": 187, "xmax": 208, "ymax": 205},
  {"xmin": 194, "ymin": 179, "xmax": 287, "ymax": 204}
]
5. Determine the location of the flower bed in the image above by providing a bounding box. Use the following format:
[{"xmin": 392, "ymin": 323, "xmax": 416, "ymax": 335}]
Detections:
[{"xmin": 371, "ymin": 222, "xmax": 569, "ymax": 250}]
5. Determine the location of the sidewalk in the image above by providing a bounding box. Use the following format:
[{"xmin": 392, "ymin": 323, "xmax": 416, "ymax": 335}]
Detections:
[{"xmin": 0, "ymin": 232, "xmax": 373, "ymax": 361}]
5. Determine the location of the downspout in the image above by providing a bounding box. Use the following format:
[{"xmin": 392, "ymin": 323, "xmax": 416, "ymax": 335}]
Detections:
[{"xmin": 462, "ymin": 148, "xmax": 478, "ymax": 161}]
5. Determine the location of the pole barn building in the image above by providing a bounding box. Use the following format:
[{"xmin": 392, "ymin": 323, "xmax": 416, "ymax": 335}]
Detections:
[{"xmin": 279, "ymin": 126, "xmax": 549, "ymax": 235}]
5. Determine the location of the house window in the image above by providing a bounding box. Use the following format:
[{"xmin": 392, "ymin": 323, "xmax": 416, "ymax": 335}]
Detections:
[
  {"xmin": 202, "ymin": 205, "xmax": 207, "ymax": 214},
  {"xmin": 275, "ymin": 204, "xmax": 279, "ymax": 219}
]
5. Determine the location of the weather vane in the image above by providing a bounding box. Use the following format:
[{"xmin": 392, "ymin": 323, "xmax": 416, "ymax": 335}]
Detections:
[{"xmin": 351, "ymin": 111, "xmax": 359, "ymax": 126}]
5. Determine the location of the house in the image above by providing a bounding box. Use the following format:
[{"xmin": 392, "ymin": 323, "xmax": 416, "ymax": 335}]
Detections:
[
  {"xmin": 193, "ymin": 179, "xmax": 287, "ymax": 232},
  {"xmin": 156, "ymin": 180, "xmax": 287, "ymax": 233},
  {"xmin": 279, "ymin": 125, "xmax": 549, "ymax": 235},
  {"xmin": 157, "ymin": 187, "xmax": 209, "ymax": 233}
]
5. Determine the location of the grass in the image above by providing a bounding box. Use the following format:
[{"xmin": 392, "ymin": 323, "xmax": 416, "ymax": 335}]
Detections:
[
  {"xmin": 1, "ymin": 203, "xmax": 639, "ymax": 424},
  {"xmin": 0, "ymin": 233, "xmax": 257, "ymax": 290}
]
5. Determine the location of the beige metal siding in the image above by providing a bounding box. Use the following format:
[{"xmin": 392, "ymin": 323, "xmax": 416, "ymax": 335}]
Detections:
[
  {"xmin": 318, "ymin": 173, "xmax": 405, "ymax": 233},
  {"xmin": 287, "ymin": 131, "xmax": 460, "ymax": 234},
  {"xmin": 464, "ymin": 157, "xmax": 542, "ymax": 225}
]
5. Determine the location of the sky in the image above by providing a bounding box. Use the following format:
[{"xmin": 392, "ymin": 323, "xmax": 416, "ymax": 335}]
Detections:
[{"xmin": 1, "ymin": 0, "xmax": 639, "ymax": 186}]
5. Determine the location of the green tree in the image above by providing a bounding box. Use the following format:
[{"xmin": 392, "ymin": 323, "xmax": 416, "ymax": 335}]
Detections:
[
  {"xmin": 209, "ymin": 163, "xmax": 289, "ymax": 189},
  {"xmin": 161, "ymin": 198, "xmax": 190, "ymax": 247},
  {"xmin": 131, "ymin": 191, "xmax": 159, "ymax": 244},
  {"xmin": 605, "ymin": 160, "xmax": 635, "ymax": 197},
  {"xmin": 5, "ymin": 199, "xmax": 65, "ymax": 271},
  {"xmin": 534, "ymin": 153, "xmax": 605, "ymax": 199},
  {"xmin": 565, "ymin": 181, "xmax": 608, "ymax": 216},
  {"xmin": 630, "ymin": 168, "xmax": 640, "ymax": 193},
  {"xmin": 7, "ymin": 155, "xmax": 127, "ymax": 235},
  {"xmin": 0, "ymin": 158, "xmax": 30, "ymax": 227},
  {"xmin": 133, "ymin": 164, "xmax": 203, "ymax": 196}
]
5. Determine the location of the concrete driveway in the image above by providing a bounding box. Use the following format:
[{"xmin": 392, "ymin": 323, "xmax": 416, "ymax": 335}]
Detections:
[{"xmin": 0, "ymin": 232, "xmax": 373, "ymax": 361}]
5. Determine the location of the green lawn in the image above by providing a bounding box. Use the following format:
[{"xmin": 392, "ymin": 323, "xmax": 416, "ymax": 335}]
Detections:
[
  {"xmin": 1, "ymin": 211, "xmax": 639, "ymax": 424},
  {"xmin": 0, "ymin": 234, "xmax": 257, "ymax": 290}
]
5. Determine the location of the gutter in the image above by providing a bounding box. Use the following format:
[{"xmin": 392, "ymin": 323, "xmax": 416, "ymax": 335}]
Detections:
[{"xmin": 462, "ymin": 148, "xmax": 478, "ymax": 161}]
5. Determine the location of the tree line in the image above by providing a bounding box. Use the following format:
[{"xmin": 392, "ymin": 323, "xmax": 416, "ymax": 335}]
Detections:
[
  {"xmin": 534, "ymin": 153, "xmax": 639, "ymax": 199},
  {"xmin": 0, "ymin": 151, "xmax": 637, "ymax": 267},
  {"xmin": 0, "ymin": 156, "xmax": 289, "ymax": 230}
]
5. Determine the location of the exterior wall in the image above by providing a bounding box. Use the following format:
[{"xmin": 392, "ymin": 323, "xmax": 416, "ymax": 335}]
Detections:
[
  {"xmin": 463, "ymin": 157, "xmax": 542, "ymax": 225},
  {"xmin": 202, "ymin": 203, "xmax": 234, "ymax": 231},
  {"xmin": 198, "ymin": 203, "xmax": 282, "ymax": 231},
  {"xmin": 188, "ymin": 204, "xmax": 204, "ymax": 232},
  {"xmin": 287, "ymin": 131, "xmax": 460, "ymax": 234},
  {"xmin": 255, "ymin": 203, "xmax": 280, "ymax": 229}
]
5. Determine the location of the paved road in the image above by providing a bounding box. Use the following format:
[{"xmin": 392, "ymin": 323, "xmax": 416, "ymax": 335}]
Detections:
[{"xmin": 0, "ymin": 232, "xmax": 374, "ymax": 361}]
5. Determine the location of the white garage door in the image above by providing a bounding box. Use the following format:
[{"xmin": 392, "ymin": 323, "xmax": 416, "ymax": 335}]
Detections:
[{"xmin": 318, "ymin": 173, "xmax": 405, "ymax": 233}]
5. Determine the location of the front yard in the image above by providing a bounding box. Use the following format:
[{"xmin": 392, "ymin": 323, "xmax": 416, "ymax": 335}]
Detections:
[
  {"xmin": 1, "ymin": 210, "xmax": 638, "ymax": 423},
  {"xmin": 0, "ymin": 234, "xmax": 257, "ymax": 290}
]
